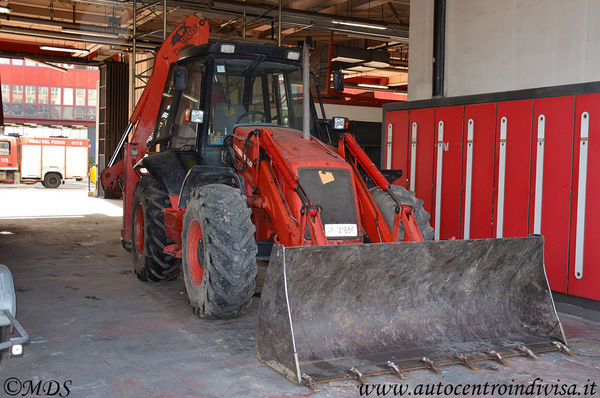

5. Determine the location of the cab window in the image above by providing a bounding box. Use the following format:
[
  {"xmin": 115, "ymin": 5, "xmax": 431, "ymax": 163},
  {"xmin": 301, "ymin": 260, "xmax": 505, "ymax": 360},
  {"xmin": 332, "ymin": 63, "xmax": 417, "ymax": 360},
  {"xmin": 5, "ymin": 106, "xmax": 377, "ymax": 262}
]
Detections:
[
  {"xmin": 153, "ymin": 68, "xmax": 177, "ymax": 144},
  {"xmin": 170, "ymin": 61, "xmax": 204, "ymax": 150},
  {"xmin": 208, "ymin": 58, "xmax": 304, "ymax": 146},
  {"xmin": 0, "ymin": 141, "xmax": 10, "ymax": 155}
]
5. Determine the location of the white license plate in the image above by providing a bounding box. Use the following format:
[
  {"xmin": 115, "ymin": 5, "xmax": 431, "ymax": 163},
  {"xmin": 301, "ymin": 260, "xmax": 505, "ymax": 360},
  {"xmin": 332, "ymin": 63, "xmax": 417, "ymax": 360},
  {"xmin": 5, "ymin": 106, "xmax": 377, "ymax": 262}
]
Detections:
[{"xmin": 324, "ymin": 223, "xmax": 358, "ymax": 238}]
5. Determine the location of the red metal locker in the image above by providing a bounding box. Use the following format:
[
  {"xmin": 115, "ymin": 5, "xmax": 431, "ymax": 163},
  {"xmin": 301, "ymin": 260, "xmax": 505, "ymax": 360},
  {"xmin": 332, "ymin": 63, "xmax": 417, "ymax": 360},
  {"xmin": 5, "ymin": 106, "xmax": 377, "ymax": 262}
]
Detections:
[
  {"xmin": 408, "ymin": 108, "xmax": 436, "ymax": 216},
  {"xmin": 461, "ymin": 103, "xmax": 497, "ymax": 239},
  {"xmin": 383, "ymin": 110, "xmax": 410, "ymax": 187},
  {"xmin": 528, "ymin": 96, "xmax": 575, "ymax": 294},
  {"xmin": 568, "ymin": 94, "xmax": 600, "ymax": 300},
  {"xmin": 433, "ymin": 106, "xmax": 464, "ymax": 240},
  {"xmin": 493, "ymin": 100, "xmax": 533, "ymax": 238}
]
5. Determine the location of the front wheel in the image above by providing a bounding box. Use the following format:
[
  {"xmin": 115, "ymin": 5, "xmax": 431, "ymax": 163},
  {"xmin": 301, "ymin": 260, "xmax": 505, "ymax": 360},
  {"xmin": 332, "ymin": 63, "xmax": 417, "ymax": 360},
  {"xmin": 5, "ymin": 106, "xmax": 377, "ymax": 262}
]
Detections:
[
  {"xmin": 182, "ymin": 184, "xmax": 258, "ymax": 319},
  {"xmin": 370, "ymin": 185, "xmax": 434, "ymax": 241}
]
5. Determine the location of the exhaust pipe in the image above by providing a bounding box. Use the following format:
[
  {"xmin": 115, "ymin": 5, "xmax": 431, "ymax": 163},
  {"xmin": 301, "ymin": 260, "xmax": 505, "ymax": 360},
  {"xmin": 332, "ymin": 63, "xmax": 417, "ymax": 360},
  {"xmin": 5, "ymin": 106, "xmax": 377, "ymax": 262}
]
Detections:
[{"xmin": 302, "ymin": 37, "xmax": 312, "ymax": 141}]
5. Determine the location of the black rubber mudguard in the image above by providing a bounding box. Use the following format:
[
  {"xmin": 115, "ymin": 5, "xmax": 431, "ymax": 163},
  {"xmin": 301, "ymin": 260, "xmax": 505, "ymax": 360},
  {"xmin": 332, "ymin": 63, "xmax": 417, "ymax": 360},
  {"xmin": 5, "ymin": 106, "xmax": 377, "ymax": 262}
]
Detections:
[
  {"xmin": 139, "ymin": 152, "xmax": 190, "ymax": 195},
  {"xmin": 178, "ymin": 165, "xmax": 244, "ymax": 208}
]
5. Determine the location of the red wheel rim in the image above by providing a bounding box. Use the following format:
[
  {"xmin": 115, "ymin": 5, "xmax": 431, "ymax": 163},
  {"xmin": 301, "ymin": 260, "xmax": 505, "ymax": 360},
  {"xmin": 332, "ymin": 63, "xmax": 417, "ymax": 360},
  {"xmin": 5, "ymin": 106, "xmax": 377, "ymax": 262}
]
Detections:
[
  {"xmin": 186, "ymin": 221, "xmax": 204, "ymax": 286},
  {"xmin": 134, "ymin": 203, "xmax": 144, "ymax": 255}
]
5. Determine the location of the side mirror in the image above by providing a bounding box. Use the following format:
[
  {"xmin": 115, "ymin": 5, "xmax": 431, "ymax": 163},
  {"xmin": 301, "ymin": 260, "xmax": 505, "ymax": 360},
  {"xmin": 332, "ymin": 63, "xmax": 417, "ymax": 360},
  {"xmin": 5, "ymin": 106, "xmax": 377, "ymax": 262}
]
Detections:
[
  {"xmin": 332, "ymin": 70, "xmax": 344, "ymax": 93},
  {"xmin": 174, "ymin": 65, "xmax": 188, "ymax": 91}
]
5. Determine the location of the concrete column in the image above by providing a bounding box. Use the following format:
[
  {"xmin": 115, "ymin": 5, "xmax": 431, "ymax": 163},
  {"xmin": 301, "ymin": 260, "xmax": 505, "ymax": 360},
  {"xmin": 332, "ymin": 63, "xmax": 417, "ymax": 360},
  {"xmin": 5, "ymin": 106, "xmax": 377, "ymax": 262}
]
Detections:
[{"xmin": 408, "ymin": 0, "xmax": 435, "ymax": 100}]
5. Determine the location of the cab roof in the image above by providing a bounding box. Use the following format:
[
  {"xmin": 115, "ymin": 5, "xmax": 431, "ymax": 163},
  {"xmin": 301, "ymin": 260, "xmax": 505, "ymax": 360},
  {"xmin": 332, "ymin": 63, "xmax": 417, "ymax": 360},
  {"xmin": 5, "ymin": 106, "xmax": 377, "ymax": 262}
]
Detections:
[{"xmin": 178, "ymin": 41, "xmax": 303, "ymax": 64}]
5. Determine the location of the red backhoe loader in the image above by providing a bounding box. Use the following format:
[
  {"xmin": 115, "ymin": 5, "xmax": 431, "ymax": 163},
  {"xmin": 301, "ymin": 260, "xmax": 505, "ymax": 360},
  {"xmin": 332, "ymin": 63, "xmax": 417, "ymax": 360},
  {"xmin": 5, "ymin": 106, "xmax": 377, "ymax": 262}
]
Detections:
[{"xmin": 101, "ymin": 16, "xmax": 570, "ymax": 389}]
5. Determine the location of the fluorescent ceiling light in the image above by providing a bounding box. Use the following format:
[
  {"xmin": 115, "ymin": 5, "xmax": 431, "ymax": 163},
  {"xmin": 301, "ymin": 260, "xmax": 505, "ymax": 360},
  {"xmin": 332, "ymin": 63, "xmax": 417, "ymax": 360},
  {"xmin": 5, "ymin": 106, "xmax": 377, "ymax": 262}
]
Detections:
[
  {"xmin": 332, "ymin": 56, "xmax": 363, "ymax": 63},
  {"xmin": 346, "ymin": 65, "xmax": 375, "ymax": 72},
  {"xmin": 0, "ymin": 6, "xmax": 11, "ymax": 14},
  {"xmin": 40, "ymin": 46, "xmax": 90, "ymax": 55},
  {"xmin": 332, "ymin": 20, "xmax": 387, "ymax": 30},
  {"xmin": 362, "ymin": 60, "xmax": 390, "ymax": 68},
  {"xmin": 357, "ymin": 83, "xmax": 389, "ymax": 89}
]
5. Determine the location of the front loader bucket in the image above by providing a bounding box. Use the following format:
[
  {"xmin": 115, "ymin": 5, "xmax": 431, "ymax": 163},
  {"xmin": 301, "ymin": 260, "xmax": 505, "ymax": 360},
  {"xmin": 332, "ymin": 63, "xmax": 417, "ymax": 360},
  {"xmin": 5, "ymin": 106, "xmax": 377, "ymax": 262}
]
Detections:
[{"xmin": 257, "ymin": 236, "xmax": 566, "ymax": 386}]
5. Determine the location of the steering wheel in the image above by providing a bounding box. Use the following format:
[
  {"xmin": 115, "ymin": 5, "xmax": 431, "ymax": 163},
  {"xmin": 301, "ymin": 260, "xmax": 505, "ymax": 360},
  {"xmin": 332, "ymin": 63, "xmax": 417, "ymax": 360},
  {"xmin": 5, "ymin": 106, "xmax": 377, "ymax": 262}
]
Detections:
[{"xmin": 236, "ymin": 110, "xmax": 267, "ymax": 124}]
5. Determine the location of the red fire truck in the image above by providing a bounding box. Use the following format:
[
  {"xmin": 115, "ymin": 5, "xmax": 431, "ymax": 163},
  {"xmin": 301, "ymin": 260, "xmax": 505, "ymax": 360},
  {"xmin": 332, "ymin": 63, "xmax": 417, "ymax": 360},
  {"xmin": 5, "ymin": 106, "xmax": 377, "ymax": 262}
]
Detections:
[{"xmin": 0, "ymin": 135, "xmax": 89, "ymax": 188}]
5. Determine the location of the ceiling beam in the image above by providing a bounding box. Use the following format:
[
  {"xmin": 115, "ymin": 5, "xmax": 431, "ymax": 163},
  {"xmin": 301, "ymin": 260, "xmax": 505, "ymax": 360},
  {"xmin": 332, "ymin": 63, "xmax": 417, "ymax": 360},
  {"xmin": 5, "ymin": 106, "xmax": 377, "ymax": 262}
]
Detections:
[
  {"xmin": 0, "ymin": 49, "xmax": 101, "ymax": 65},
  {"xmin": 72, "ymin": 0, "xmax": 408, "ymax": 41},
  {"xmin": 7, "ymin": 2, "xmax": 122, "ymax": 25},
  {"xmin": 0, "ymin": 14, "xmax": 129, "ymax": 35},
  {"xmin": 0, "ymin": 25, "xmax": 157, "ymax": 49},
  {"xmin": 173, "ymin": 0, "xmax": 409, "ymax": 41}
]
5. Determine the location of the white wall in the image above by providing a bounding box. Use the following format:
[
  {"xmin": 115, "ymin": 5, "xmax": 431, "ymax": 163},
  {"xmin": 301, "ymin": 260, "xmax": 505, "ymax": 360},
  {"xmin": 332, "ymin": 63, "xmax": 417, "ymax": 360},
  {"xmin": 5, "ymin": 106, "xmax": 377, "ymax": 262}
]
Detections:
[
  {"xmin": 319, "ymin": 103, "xmax": 383, "ymax": 123},
  {"xmin": 409, "ymin": 0, "xmax": 600, "ymax": 98},
  {"xmin": 408, "ymin": 0, "xmax": 435, "ymax": 100}
]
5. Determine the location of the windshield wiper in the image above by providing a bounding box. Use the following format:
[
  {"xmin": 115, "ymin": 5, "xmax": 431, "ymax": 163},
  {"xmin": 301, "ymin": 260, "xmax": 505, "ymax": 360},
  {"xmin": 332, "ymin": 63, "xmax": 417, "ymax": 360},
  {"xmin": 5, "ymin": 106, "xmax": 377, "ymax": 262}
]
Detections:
[{"xmin": 243, "ymin": 54, "xmax": 266, "ymax": 75}]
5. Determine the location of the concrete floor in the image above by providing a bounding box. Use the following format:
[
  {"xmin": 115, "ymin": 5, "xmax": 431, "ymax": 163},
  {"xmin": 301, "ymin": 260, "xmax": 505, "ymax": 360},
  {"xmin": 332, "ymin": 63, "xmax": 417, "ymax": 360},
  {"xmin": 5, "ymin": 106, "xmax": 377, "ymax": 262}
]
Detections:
[{"xmin": 1, "ymin": 183, "xmax": 599, "ymax": 397}]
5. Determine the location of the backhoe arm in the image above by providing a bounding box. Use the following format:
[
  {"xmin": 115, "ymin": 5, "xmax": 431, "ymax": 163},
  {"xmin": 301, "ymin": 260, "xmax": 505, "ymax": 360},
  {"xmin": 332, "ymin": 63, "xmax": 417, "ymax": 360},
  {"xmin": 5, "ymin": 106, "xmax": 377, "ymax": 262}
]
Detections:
[
  {"xmin": 100, "ymin": 15, "xmax": 209, "ymax": 196},
  {"xmin": 99, "ymin": 15, "xmax": 209, "ymax": 244}
]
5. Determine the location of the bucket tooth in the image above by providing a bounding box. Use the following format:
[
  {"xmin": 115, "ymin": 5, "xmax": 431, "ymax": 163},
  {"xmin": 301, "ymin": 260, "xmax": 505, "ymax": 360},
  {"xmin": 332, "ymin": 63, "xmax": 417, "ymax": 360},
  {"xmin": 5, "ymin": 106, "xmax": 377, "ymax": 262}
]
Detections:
[
  {"xmin": 348, "ymin": 367, "xmax": 369, "ymax": 384},
  {"xmin": 487, "ymin": 350, "xmax": 510, "ymax": 366},
  {"xmin": 421, "ymin": 357, "xmax": 442, "ymax": 374},
  {"xmin": 517, "ymin": 345, "xmax": 538, "ymax": 360},
  {"xmin": 552, "ymin": 341, "xmax": 575, "ymax": 356},
  {"xmin": 301, "ymin": 374, "xmax": 321, "ymax": 392},
  {"xmin": 386, "ymin": 361, "xmax": 408, "ymax": 379},
  {"xmin": 455, "ymin": 354, "xmax": 478, "ymax": 370}
]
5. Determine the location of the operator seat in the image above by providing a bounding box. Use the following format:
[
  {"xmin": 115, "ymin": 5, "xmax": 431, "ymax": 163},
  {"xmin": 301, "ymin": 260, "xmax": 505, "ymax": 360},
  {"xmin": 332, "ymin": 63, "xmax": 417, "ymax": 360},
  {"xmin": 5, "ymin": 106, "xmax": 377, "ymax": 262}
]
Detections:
[{"xmin": 211, "ymin": 103, "xmax": 246, "ymax": 137}]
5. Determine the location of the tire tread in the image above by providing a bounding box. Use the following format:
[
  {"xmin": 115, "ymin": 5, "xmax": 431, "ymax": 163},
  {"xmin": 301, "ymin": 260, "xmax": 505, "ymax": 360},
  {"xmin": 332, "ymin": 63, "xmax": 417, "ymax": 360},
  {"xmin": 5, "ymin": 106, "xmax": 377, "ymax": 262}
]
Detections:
[
  {"xmin": 370, "ymin": 185, "xmax": 435, "ymax": 241},
  {"xmin": 182, "ymin": 184, "xmax": 257, "ymax": 319},
  {"xmin": 131, "ymin": 176, "xmax": 181, "ymax": 281}
]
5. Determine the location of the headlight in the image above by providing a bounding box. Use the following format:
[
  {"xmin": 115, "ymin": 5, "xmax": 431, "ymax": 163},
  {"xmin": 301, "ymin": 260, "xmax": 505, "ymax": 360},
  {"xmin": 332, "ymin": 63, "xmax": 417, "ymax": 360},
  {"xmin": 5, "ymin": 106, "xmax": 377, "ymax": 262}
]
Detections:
[
  {"xmin": 332, "ymin": 116, "xmax": 349, "ymax": 130},
  {"xmin": 220, "ymin": 44, "xmax": 235, "ymax": 53}
]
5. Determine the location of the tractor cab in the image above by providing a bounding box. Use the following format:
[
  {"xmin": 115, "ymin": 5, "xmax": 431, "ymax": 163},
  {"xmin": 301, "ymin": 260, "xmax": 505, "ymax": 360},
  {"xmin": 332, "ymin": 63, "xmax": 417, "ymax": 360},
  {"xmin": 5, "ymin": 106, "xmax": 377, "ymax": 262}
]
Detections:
[{"xmin": 150, "ymin": 41, "xmax": 325, "ymax": 167}]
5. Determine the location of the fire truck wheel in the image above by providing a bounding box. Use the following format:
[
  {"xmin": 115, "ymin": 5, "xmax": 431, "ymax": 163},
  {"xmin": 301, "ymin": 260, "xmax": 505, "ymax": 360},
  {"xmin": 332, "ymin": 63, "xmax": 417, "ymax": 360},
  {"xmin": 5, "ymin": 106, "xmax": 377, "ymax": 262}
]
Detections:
[
  {"xmin": 43, "ymin": 173, "xmax": 62, "ymax": 189},
  {"xmin": 182, "ymin": 184, "xmax": 258, "ymax": 319},
  {"xmin": 131, "ymin": 176, "xmax": 181, "ymax": 282},
  {"xmin": 370, "ymin": 185, "xmax": 435, "ymax": 241}
]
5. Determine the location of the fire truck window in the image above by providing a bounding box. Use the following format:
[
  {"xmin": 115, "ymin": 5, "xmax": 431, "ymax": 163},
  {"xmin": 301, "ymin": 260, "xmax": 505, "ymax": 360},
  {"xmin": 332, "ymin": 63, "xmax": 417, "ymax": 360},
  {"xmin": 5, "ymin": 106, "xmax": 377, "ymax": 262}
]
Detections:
[{"xmin": 0, "ymin": 142, "xmax": 10, "ymax": 155}]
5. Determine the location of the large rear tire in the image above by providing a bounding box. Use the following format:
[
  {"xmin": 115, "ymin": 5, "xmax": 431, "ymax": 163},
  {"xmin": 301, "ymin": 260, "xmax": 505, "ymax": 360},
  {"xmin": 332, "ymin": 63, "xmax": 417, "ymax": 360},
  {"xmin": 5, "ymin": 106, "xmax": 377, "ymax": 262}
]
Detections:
[
  {"xmin": 131, "ymin": 176, "xmax": 181, "ymax": 281},
  {"xmin": 182, "ymin": 184, "xmax": 258, "ymax": 319},
  {"xmin": 370, "ymin": 185, "xmax": 435, "ymax": 241},
  {"xmin": 43, "ymin": 173, "xmax": 61, "ymax": 189}
]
